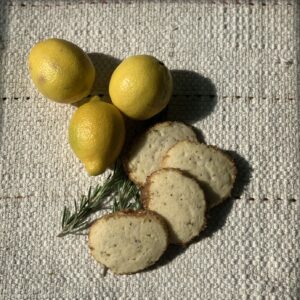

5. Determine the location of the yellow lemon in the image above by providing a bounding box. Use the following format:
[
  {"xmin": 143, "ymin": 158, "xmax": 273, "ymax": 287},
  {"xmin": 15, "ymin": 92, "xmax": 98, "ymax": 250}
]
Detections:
[
  {"xmin": 109, "ymin": 55, "xmax": 173, "ymax": 120},
  {"xmin": 28, "ymin": 38, "xmax": 95, "ymax": 104},
  {"xmin": 68, "ymin": 96, "xmax": 125, "ymax": 176}
]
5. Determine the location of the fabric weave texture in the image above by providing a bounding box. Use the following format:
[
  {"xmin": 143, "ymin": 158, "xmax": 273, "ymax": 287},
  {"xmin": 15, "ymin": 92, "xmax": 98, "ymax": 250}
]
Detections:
[{"xmin": 0, "ymin": 1, "xmax": 299, "ymax": 299}]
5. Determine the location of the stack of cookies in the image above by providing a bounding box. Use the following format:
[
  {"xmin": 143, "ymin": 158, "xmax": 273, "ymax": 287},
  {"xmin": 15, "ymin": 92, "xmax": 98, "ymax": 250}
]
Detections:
[{"xmin": 88, "ymin": 122, "xmax": 237, "ymax": 274}]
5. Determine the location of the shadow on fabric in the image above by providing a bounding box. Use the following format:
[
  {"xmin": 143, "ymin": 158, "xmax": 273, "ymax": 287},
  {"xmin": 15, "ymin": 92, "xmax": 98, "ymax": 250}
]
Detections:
[
  {"xmin": 148, "ymin": 149, "xmax": 252, "ymax": 271},
  {"xmin": 167, "ymin": 70, "xmax": 217, "ymax": 123},
  {"xmin": 88, "ymin": 53, "xmax": 121, "ymax": 97},
  {"xmin": 0, "ymin": 5, "xmax": 8, "ymax": 157},
  {"xmin": 120, "ymin": 69, "xmax": 217, "ymax": 152},
  {"xmin": 77, "ymin": 54, "xmax": 252, "ymax": 273}
]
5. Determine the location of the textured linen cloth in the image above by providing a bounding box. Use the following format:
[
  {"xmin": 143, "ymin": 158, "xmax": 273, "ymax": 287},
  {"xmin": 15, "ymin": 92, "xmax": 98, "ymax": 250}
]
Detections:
[{"xmin": 0, "ymin": 0, "xmax": 299, "ymax": 299}]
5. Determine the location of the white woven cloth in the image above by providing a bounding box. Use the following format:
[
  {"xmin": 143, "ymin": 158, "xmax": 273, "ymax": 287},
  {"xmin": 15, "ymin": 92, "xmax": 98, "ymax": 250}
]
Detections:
[{"xmin": 0, "ymin": 1, "xmax": 299, "ymax": 299}]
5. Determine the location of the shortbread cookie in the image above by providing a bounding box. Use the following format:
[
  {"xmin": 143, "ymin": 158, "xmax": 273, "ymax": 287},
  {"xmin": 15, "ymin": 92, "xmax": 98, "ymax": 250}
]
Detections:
[
  {"xmin": 161, "ymin": 140, "xmax": 236, "ymax": 207},
  {"xmin": 142, "ymin": 168, "xmax": 206, "ymax": 244},
  {"xmin": 124, "ymin": 121, "xmax": 198, "ymax": 186},
  {"xmin": 88, "ymin": 210, "xmax": 168, "ymax": 274}
]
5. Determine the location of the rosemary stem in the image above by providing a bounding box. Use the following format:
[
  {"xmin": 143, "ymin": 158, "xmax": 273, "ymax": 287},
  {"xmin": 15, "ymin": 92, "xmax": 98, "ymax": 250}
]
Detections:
[{"xmin": 58, "ymin": 161, "xmax": 141, "ymax": 237}]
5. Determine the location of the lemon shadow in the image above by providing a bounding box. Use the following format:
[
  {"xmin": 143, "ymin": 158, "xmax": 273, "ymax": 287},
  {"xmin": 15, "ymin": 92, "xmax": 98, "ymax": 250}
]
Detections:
[
  {"xmin": 123, "ymin": 70, "xmax": 215, "ymax": 152},
  {"xmin": 167, "ymin": 70, "xmax": 217, "ymax": 123},
  {"xmin": 87, "ymin": 53, "xmax": 121, "ymax": 98}
]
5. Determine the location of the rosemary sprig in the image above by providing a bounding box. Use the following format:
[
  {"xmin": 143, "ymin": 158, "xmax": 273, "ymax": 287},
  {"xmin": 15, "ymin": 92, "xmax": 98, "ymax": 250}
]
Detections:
[
  {"xmin": 58, "ymin": 162, "xmax": 141, "ymax": 237},
  {"xmin": 113, "ymin": 178, "xmax": 141, "ymax": 212}
]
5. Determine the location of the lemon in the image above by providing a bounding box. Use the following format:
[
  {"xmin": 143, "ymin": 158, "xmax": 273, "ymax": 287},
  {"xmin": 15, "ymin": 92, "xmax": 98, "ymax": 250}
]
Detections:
[
  {"xmin": 109, "ymin": 55, "xmax": 173, "ymax": 120},
  {"xmin": 68, "ymin": 96, "xmax": 125, "ymax": 176},
  {"xmin": 28, "ymin": 38, "xmax": 95, "ymax": 104}
]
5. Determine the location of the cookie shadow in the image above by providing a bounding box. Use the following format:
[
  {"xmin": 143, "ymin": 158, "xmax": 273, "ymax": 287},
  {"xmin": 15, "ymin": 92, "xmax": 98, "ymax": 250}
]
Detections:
[
  {"xmin": 167, "ymin": 70, "xmax": 217, "ymax": 123},
  {"xmin": 149, "ymin": 199, "xmax": 235, "ymax": 272},
  {"xmin": 196, "ymin": 150, "xmax": 252, "ymax": 239},
  {"xmin": 225, "ymin": 150, "xmax": 253, "ymax": 199},
  {"xmin": 148, "ymin": 151, "xmax": 252, "ymax": 271}
]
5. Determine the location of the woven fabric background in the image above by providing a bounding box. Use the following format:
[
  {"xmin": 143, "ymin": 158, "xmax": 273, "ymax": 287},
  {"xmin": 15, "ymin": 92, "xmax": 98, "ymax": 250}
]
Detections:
[{"xmin": 0, "ymin": 0, "xmax": 299, "ymax": 299}]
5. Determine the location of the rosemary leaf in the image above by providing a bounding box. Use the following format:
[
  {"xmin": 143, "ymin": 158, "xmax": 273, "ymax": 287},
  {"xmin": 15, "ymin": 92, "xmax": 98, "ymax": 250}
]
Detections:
[{"xmin": 58, "ymin": 161, "xmax": 141, "ymax": 237}]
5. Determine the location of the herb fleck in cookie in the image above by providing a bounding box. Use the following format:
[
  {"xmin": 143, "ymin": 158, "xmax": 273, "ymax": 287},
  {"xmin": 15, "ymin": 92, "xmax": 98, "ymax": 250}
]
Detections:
[
  {"xmin": 161, "ymin": 140, "xmax": 236, "ymax": 208},
  {"xmin": 142, "ymin": 168, "xmax": 206, "ymax": 244},
  {"xmin": 88, "ymin": 210, "xmax": 168, "ymax": 274},
  {"xmin": 124, "ymin": 121, "xmax": 198, "ymax": 186}
]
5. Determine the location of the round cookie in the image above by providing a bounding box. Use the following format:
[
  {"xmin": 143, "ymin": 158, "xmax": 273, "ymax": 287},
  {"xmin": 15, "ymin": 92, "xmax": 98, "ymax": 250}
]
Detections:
[
  {"xmin": 88, "ymin": 210, "xmax": 168, "ymax": 274},
  {"xmin": 142, "ymin": 168, "xmax": 206, "ymax": 244},
  {"xmin": 124, "ymin": 121, "xmax": 198, "ymax": 186},
  {"xmin": 161, "ymin": 140, "xmax": 237, "ymax": 208}
]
